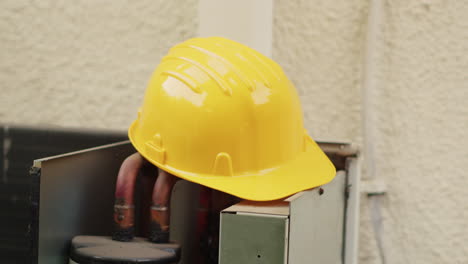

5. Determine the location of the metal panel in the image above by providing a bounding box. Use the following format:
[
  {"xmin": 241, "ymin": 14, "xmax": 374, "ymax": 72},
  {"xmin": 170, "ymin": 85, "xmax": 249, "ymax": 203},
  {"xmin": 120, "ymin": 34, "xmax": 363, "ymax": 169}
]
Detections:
[
  {"xmin": 169, "ymin": 180, "xmax": 200, "ymax": 264},
  {"xmin": 32, "ymin": 141, "xmax": 204, "ymax": 264},
  {"xmin": 222, "ymin": 200, "xmax": 289, "ymax": 216},
  {"xmin": 219, "ymin": 213, "xmax": 288, "ymax": 264},
  {"xmin": 343, "ymin": 158, "xmax": 360, "ymax": 264},
  {"xmin": 0, "ymin": 125, "xmax": 127, "ymax": 264},
  {"xmin": 33, "ymin": 141, "xmax": 135, "ymax": 264},
  {"xmin": 288, "ymin": 171, "xmax": 346, "ymax": 264}
]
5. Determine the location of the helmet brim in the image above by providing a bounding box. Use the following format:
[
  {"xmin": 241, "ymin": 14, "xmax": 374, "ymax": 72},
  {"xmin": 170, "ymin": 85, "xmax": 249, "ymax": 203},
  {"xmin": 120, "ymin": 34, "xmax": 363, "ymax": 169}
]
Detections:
[{"xmin": 129, "ymin": 122, "xmax": 336, "ymax": 201}]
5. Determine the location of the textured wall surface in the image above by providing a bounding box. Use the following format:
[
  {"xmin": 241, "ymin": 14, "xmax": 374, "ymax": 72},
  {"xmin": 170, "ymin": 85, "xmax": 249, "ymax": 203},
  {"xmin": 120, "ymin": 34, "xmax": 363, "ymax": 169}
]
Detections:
[
  {"xmin": 1, "ymin": 0, "xmax": 467, "ymax": 263},
  {"xmin": 273, "ymin": 0, "xmax": 367, "ymax": 142},
  {"xmin": 0, "ymin": 0, "xmax": 197, "ymax": 130},
  {"xmin": 274, "ymin": 0, "xmax": 468, "ymax": 263},
  {"xmin": 371, "ymin": 1, "xmax": 468, "ymax": 263}
]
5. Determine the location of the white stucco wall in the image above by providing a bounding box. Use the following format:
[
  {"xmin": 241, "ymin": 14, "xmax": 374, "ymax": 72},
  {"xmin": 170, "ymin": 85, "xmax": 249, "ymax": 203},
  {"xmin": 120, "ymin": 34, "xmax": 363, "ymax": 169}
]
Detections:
[
  {"xmin": 274, "ymin": 0, "xmax": 468, "ymax": 263},
  {"xmin": 273, "ymin": 0, "xmax": 366, "ymax": 142},
  {"xmin": 366, "ymin": 1, "xmax": 468, "ymax": 263},
  {"xmin": 0, "ymin": 0, "xmax": 197, "ymax": 130},
  {"xmin": 1, "ymin": 0, "xmax": 467, "ymax": 263}
]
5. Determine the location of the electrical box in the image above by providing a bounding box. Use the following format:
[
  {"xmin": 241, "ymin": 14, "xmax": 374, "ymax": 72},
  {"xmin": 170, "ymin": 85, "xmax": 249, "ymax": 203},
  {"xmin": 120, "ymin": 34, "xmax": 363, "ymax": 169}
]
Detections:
[
  {"xmin": 219, "ymin": 172, "xmax": 346, "ymax": 264},
  {"xmin": 219, "ymin": 142, "xmax": 360, "ymax": 264}
]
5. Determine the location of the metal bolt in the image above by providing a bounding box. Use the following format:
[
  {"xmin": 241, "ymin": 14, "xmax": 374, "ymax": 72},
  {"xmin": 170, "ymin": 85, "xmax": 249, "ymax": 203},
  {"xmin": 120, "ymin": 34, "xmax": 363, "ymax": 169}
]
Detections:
[{"xmin": 319, "ymin": 188, "xmax": 324, "ymax": 195}]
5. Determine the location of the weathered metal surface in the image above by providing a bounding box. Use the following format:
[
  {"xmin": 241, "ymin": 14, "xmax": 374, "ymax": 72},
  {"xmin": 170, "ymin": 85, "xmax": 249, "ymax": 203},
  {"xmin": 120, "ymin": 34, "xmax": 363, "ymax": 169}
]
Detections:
[
  {"xmin": 149, "ymin": 170, "xmax": 179, "ymax": 243},
  {"xmin": 112, "ymin": 152, "xmax": 145, "ymax": 241}
]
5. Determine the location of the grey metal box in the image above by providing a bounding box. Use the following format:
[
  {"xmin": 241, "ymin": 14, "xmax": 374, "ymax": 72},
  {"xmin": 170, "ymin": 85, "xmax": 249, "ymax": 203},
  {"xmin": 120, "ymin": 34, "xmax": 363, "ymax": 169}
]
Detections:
[
  {"xmin": 219, "ymin": 142, "xmax": 360, "ymax": 264},
  {"xmin": 219, "ymin": 171, "xmax": 346, "ymax": 264}
]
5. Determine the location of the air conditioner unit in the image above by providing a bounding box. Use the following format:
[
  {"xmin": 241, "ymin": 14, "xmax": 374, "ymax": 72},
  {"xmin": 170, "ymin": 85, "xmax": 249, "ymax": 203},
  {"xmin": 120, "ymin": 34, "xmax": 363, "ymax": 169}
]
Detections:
[{"xmin": 0, "ymin": 126, "xmax": 359, "ymax": 264}]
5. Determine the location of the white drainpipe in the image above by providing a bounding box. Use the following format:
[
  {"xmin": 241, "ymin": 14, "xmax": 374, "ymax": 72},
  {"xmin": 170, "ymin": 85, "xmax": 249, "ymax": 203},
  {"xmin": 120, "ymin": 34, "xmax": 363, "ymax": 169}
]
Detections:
[{"xmin": 361, "ymin": 0, "xmax": 388, "ymax": 263}]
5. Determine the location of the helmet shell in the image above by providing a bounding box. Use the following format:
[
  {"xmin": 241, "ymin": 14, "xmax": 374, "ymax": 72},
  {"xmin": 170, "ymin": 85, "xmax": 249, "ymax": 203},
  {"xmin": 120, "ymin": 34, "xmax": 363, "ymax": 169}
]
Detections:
[{"xmin": 129, "ymin": 37, "xmax": 335, "ymax": 201}]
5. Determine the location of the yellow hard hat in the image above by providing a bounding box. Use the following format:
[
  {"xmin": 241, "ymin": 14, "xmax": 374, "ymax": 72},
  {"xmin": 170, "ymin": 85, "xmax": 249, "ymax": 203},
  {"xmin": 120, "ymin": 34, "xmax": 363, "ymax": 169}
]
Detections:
[{"xmin": 129, "ymin": 37, "xmax": 335, "ymax": 201}]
